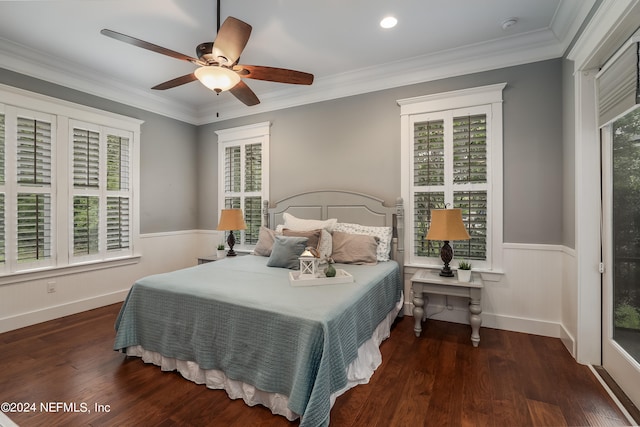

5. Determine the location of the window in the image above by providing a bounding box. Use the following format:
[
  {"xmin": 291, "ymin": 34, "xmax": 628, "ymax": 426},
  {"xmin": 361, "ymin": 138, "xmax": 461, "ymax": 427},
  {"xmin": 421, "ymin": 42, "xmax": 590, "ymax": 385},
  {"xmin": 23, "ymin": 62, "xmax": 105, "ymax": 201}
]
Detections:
[
  {"xmin": 7, "ymin": 109, "xmax": 56, "ymax": 271},
  {"xmin": 216, "ymin": 122, "xmax": 270, "ymax": 247},
  {"xmin": 70, "ymin": 122, "xmax": 132, "ymax": 261},
  {"xmin": 399, "ymin": 84, "xmax": 504, "ymax": 271},
  {"xmin": 0, "ymin": 85, "xmax": 141, "ymax": 277}
]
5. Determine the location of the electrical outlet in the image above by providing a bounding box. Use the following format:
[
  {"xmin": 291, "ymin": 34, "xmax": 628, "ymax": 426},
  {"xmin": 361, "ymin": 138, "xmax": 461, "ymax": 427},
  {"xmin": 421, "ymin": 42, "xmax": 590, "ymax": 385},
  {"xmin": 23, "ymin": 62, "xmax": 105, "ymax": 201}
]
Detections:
[{"xmin": 46, "ymin": 281, "xmax": 56, "ymax": 293}]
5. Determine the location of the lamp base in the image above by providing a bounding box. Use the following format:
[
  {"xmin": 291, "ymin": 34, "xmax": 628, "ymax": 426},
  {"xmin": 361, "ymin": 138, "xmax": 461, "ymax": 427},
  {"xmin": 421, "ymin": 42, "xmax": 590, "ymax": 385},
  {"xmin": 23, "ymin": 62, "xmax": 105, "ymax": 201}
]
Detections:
[
  {"xmin": 439, "ymin": 266, "xmax": 455, "ymax": 277},
  {"xmin": 439, "ymin": 240, "xmax": 455, "ymax": 277},
  {"xmin": 226, "ymin": 230, "xmax": 237, "ymax": 257}
]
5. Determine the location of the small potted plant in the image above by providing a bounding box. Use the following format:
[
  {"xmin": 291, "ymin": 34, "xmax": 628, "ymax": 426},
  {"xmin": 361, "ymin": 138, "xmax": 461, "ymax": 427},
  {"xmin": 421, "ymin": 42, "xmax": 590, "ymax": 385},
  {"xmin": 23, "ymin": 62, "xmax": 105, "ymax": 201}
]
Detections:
[
  {"xmin": 216, "ymin": 244, "xmax": 226, "ymax": 259},
  {"xmin": 457, "ymin": 260, "xmax": 472, "ymax": 282}
]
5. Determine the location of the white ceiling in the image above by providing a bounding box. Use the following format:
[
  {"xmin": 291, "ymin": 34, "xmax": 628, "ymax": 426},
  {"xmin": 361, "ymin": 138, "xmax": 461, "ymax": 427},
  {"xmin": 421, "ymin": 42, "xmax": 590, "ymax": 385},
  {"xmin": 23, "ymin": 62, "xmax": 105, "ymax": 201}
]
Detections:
[{"xmin": 0, "ymin": 0, "xmax": 594, "ymax": 125}]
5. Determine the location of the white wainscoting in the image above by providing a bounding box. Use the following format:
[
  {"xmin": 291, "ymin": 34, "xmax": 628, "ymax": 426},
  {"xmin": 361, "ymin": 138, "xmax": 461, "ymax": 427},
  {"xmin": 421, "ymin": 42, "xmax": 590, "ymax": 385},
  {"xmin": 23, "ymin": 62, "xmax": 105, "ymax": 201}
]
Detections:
[
  {"xmin": 561, "ymin": 246, "xmax": 578, "ymax": 357},
  {"xmin": 403, "ymin": 243, "xmax": 576, "ymax": 353},
  {"xmin": 0, "ymin": 230, "xmax": 224, "ymax": 334},
  {"xmin": 2, "ymin": 237, "xmax": 578, "ymax": 357}
]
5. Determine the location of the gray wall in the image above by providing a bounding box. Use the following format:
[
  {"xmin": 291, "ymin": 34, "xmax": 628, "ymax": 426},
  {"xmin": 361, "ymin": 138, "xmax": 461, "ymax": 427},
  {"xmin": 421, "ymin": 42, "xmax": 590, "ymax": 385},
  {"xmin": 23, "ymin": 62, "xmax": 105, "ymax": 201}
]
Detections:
[
  {"xmin": 198, "ymin": 59, "xmax": 564, "ymax": 244},
  {"xmin": 1, "ymin": 58, "xmax": 565, "ymax": 244},
  {"xmin": 0, "ymin": 68, "xmax": 199, "ymax": 234}
]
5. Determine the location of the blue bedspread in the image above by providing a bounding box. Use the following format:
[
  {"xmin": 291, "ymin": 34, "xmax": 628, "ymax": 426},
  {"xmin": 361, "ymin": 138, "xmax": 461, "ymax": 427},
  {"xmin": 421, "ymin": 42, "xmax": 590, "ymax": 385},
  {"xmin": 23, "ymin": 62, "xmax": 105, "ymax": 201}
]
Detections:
[{"xmin": 114, "ymin": 255, "xmax": 401, "ymax": 427}]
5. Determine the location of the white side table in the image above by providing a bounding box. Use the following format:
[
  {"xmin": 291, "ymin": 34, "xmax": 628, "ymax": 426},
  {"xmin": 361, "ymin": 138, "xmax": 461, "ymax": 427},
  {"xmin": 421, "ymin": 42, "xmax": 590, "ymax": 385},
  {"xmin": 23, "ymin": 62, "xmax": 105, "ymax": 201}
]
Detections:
[{"xmin": 411, "ymin": 269, "xmax": 484, "ymax": 347}]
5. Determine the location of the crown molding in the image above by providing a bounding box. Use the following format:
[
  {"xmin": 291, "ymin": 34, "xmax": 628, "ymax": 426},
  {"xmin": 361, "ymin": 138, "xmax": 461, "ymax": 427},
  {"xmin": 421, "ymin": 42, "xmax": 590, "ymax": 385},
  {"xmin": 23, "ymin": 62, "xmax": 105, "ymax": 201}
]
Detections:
[
  {"xmin": 567, "ymin": 0, "xmax": 640, "ymax": 70},
  {"xmin": 0, "ymin": 0, "xmax": 594, "ymax": 126},
  {"xmin": 0, "ymin": 37, "xmax": 198, "ymax": 124},
  {"xmin": 195, "ymin": 27, "xmax": 566, "ymax": 124}
]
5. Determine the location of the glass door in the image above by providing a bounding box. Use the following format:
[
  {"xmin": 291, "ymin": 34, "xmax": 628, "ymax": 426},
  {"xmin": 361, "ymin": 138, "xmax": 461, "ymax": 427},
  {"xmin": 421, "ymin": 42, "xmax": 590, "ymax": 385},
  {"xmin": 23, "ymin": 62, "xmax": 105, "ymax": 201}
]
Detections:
[{"xmin": 602, "ymin": 106, "xmax": 640, "ymax": 409}]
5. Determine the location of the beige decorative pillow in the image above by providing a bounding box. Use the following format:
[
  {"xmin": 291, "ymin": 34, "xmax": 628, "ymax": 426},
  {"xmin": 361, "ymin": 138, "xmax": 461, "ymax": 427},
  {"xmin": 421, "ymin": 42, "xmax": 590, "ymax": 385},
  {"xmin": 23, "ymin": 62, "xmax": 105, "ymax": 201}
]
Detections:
[
  {"xmin": 283, "ymin": 228, "xmax": 322, "ymax": 250},
  {"xmin": 253, "ymin": 226, "xmax": 279, "ymax": 257},
  {"xmin": 333, "ymin": 222, "xmax": 393, "ymax": 261},
  {"xmin": 331, "ymin": 231, "xmax": 379, "ymax": 265}
]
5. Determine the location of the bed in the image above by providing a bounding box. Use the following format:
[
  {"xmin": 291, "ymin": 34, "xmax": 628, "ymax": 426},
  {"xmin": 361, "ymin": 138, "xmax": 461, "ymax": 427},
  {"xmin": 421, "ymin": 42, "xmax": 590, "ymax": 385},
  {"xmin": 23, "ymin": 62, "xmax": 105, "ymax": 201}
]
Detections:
[{"xmin": 114, "ymin": 190, "xmax": 405, "ymax": 427}]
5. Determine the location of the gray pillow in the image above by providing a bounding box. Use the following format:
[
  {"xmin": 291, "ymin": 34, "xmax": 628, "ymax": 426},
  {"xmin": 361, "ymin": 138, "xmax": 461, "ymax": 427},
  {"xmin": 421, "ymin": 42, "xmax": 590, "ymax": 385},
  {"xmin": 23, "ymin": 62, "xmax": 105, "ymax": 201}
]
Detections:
[{"xmin": 267, "ymin": 235, "xmax": 309, "ymax": 269}]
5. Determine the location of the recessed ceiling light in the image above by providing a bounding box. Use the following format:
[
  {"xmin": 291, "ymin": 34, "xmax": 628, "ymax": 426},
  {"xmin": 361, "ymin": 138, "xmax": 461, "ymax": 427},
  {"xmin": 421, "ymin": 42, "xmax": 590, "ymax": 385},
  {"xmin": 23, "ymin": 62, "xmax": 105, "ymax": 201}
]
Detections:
[{"xmin": 380, "ymin": 16, "xmax": 397, "ymax": 29}]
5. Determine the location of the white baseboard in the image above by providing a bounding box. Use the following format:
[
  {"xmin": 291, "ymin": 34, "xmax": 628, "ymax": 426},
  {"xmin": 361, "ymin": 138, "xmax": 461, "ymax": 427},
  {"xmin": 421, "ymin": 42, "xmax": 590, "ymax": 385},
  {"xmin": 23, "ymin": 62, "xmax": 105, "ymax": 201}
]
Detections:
[
  {"xmin": 560, "ymin": 323, "xmax": 577, "ymax": 357},
  {"xmin": 0, "ymin": 230, "xmax": 206, "ymax": 334},
  {"xmin": 0, "ymin": 289, "xmax": 129, "ymax": 334},
  {"xmin": 0, "ymin": 411, "xmax": 19, "ymax": 427},
  {"xmin": 406, "ymin": 302, "xmax": 567, "ymax": 340}
]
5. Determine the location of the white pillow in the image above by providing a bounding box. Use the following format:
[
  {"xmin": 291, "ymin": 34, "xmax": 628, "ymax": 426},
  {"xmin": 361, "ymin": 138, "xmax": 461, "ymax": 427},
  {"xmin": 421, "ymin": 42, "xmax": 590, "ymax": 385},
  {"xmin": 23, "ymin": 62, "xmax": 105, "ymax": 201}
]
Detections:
[
  {"xmin": 333, "ymin": 222, "xmax": 393, "ymax": 261},
  {"xmin": 283, "ymin": 212, "xmax": 337, "ymax": 232}
]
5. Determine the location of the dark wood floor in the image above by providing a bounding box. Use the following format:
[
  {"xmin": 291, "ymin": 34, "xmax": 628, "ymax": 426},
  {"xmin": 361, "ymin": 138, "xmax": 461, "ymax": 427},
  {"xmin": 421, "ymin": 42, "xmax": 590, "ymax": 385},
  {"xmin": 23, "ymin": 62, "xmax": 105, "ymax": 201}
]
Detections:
[{"xmin": 0, "ymin": 304, "xmax": 632, "ymax": 427}]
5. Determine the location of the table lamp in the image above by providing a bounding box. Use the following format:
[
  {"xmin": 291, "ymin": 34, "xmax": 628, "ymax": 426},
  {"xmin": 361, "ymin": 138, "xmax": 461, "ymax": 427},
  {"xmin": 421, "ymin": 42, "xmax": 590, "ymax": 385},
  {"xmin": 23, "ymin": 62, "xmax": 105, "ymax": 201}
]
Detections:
[
  {"xmin": 216, "ymin": 209, "xmax": 247, "ymax": 256},
  {"xmin": 426, "ymin": 208, "xmax": 470, "ymax": 277}
]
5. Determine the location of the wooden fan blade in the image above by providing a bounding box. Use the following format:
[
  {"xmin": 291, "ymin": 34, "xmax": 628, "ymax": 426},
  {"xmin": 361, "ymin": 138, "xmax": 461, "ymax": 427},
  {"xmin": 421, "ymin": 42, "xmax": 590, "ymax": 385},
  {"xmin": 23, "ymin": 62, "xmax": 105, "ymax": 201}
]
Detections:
[
  {"xmin": 235, "ymin": 65, "xmax": 314, "ymax": 85},
  {"xmin": 229, "ymin": 80, "xmax": 260, "ymax": 106},
  {"xmin": 101, "ymin": 29, "xmax": 200, "ymax": 64},
  {"xmin": 212, "ymin": 17, "xmax": 252, "ymax": 66},
  {"xmin": 151, "ymin": 73, "xmax": 197, "ymax": 90}
]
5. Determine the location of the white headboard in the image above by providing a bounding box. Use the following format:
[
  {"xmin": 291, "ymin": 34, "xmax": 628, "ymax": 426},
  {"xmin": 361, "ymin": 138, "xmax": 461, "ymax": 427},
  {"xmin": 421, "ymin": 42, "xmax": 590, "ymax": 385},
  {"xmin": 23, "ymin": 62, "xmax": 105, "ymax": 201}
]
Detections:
[{"xmin": 264, "ymin": 190, "xmax": 404, "ymax": 268}]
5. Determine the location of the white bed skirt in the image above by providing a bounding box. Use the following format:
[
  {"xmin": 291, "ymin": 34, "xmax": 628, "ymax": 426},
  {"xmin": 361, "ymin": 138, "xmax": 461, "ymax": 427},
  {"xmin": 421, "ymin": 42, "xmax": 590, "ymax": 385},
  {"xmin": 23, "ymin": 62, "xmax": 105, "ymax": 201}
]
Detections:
[{"xmin": 125, "ymin": 296, "xmax": 403, "ymax": 421}]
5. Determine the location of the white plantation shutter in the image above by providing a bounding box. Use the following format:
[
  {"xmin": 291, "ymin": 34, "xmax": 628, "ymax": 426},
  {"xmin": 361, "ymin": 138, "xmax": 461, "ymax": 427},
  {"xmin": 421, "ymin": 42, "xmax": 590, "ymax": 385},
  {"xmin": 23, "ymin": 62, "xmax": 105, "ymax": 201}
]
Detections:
[
  {"xmin": 225, "ymin": 145, "xmax": 241, "ymax": 193},
  {"xmin": 243, "ymin": 143, "xmax": 262, "ymax": 244},
  {"xmin": 107, "ymin": 196, "xmax": 129, "ymax": 250},
  {"xmin": 70, "ymin": 123, "xmax": 133, "ymax": 261},
  {"xmin": 73, "ymin": 128, "xmax": 100, "ymax": 188},
  {"xmin": 15, "ymin": 115, "xmax": 53, "ymax": 264},
  {"xmin": 17, "ymin": 117, "xmax": 52, "ymax": 185},
  {"xmin": 244, "ymin": 196, "xmax": 261, "ymax": 244},
  {"xmin": 452, "ymin": 114, "xmax": 488, "ymax": 260},
  {"xmin": 217, "ymin": 123, "xmax": 270, "ymax": 247},
  {"xmin": 414, "ymin": 191, "xmax": 445, "ymax": 257},
  {"xmin": 17, "ymin": 193, "xmax": 51, "ymax": 262},
  {"xmin": 452, "ymin": 115, "xmax": 487, "ymax": 184},
  {"xmin": 413, "ymin": 119, "xmax": 446, "ymax": 257},
  {"xmin": 414, "ymin": 119, "xmax": 445, "ymax": 186},
  {"xmin": 222, "ymin": 144, "xmax": 262, "ymax": 245},
  {"xmin": 105, "ymin": 134, "xmax": 130, "ymax": 253},
  {"xmin": 454, "ymin": 191, "xmax": 487, "ymax": 259},
  {"xmin": 107, "ymin": 134, "xmax": 129, "ymax": 191},
  {"xmin": 408, "ymin": 107, "xmax": 492, "ymax": 264},
  {"xmin": 73, "ymin": 196, "xmax": 99, "ymax": 256}
]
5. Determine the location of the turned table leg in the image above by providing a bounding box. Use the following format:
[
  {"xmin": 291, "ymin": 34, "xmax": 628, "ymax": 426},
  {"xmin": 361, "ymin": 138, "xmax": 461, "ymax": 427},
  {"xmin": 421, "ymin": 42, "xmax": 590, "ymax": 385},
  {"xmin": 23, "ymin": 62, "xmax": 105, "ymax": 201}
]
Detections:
[
  {"xmin": 412, "ymin": 287, "xmax": 424, "ymax": 337},
  {"xmin": 469, "ymin": 288, "xmax": 482, "ymax": 347}
]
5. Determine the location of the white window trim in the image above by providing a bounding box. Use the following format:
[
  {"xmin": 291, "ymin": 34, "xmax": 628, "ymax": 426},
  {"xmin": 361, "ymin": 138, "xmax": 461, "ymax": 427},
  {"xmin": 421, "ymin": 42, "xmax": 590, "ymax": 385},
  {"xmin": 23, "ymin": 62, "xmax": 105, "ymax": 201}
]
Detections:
[
  {"xmin": 68, "ymin": 120, "xmax": 134, "ymax": 264},
  {"xmin": 399, "ymin": 83, "xmax": 505, "ymax": 273},
  {"xmin": 216, "ymin": 121, "xmax": 270, "ymax": 249},
  {"xmin": 0, "ymin": 84, "xmax": 142, "ymax": 281}
]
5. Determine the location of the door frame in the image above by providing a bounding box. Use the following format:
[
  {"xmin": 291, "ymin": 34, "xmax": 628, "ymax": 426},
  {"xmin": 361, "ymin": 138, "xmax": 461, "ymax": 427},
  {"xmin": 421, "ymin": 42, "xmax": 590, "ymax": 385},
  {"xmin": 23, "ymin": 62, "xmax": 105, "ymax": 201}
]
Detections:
[
  {"xmin": 568, "ymin": 0, "xmax": 640, "ymax": 366},
  {"xmin": 600, "ymin": 117, "xmax": 640, "ymax": 410}
]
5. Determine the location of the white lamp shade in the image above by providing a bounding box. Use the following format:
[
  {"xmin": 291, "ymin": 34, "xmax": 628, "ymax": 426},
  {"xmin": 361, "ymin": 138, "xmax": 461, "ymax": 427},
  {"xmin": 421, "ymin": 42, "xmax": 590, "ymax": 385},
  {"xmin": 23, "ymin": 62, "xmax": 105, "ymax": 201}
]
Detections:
[{"xmin": 195, "ymin": 66, "xmax": 241, "ymax": 93}]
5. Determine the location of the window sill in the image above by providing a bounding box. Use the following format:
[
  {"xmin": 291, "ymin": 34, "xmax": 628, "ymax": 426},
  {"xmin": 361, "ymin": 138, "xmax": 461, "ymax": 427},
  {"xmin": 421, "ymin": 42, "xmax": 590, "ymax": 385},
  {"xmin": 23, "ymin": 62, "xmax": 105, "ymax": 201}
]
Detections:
[{"xmin": 0, "ymin": 255, "xmax": 141, "ymax": 286}]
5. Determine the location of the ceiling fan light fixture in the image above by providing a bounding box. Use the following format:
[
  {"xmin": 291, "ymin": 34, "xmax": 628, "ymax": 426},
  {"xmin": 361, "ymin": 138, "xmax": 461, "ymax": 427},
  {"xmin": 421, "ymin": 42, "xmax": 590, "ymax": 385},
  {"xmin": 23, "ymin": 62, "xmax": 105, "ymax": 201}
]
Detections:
[
  {"xmin": 195, "ymin": 66, "xmax": 241, "ymax": 92},
  {"xmin": 380, "ymin": 16, "xmax": 397, "ymax": 29}
]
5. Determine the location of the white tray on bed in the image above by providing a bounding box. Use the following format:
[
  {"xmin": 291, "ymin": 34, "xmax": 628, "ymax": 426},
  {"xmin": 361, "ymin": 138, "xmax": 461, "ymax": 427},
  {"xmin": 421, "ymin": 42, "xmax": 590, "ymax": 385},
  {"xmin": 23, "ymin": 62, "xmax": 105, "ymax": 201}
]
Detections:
[{"xmin": 289, "ymin": 269, "xmax": 354, "ymax": 286}]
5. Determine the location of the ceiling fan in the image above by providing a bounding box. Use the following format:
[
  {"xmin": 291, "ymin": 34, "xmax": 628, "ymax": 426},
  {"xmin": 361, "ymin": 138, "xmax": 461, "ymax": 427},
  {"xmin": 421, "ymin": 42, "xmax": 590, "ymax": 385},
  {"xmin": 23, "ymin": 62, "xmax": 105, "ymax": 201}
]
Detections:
[{"xmin": 100, "ymin": 3, "xmax": 313, "ymax": 106}]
